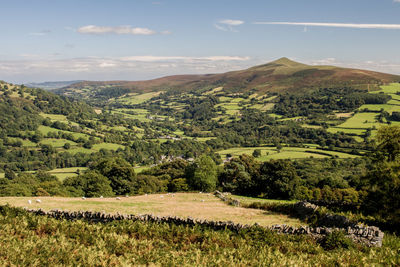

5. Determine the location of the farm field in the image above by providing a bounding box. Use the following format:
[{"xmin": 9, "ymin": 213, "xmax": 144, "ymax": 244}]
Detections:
[
  {"xmin": 0, "ymin": 193, "xmax": 302, "ymax": 227},
  {"xmin": 327, "ymin": 84, "xmax": 400, "ymax": 139},
  {"xmin": 217, "ymin": 146, "xmax": 357, "ymax": 160},
  {"xmin": 117, "ymin": 91, "xmax": 163, "ymax": 105},
  {"xmin": 46, "ymin": 167, "xmax": 88, "ymax": 181},
  {"xmin": 230, "ymin": 195, "xmax": 297, "ymax": 205}
]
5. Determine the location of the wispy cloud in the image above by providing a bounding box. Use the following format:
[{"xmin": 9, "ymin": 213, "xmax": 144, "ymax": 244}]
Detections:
[
  {"xmin": 215, "ymin": 19, "xmax": 244, "ymax": 32},
  {"xmin": 394, "ymin": 0, "xmax": 400, "ymax": 3},
  {"xmin": 29, "ymin": 30, "xmax": 51, "ymax": 36},
  {"xmin": 120, "ymin": 55, "xmax": 250, "ymax": 62},
  {"xmin": 77, "ymin": 25, "xmax": 162, "ymax": 35},
  {"xmin": 220, "ymin": 19, "xmax": 244, "ymax": 26},
  {"xmin": 254, "ymin": 21, "xmax": 400, "ymax": 30}
]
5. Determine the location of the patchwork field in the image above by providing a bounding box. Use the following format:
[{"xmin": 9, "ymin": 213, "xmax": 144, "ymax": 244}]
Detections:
[
  {"xmin": 0, "ymin": 193, "xmax": 302, "ymax": 227},
  {"xmin": 328, "ymin": 83, "xmax": 400, "ymax": 139}
]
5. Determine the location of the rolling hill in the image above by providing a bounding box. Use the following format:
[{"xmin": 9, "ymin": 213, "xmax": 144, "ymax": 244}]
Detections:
[
  {"xmin": 26, "ymin": 80, "xmax": 84, "ymax": 90},
  {"xmin": 57, "ymin": 57, "xmax": 400, "ymax": 99}
]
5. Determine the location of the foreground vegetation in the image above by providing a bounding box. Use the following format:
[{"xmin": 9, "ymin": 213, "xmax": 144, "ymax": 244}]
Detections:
[{"xmin": 0, "ymin": 205, "xmax": 399, "ymax": 266}]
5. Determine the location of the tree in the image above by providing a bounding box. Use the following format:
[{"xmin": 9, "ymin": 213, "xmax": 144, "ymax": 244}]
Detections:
[
  {"xmin": 375, "ymin": 125, "xmax": 400, "ymax": 161},
  {"xmin": 186, "ymin": 155, "xmax": 217, "ymax": 192},
  {"xmin": 63, "ymin": 142, "xmax": 71, "ymax": 150},
  {"xmin": 4, "ymin": 169, "xmax": 16, "ymax": 180},
  {"xmin": 252, "ymin": 149, "xmax": 261, "ymax": 158},
  {"xmin": 219, "ymin": 154, "xmax": 259, "ymax": 194},
  {"xmin": 91, "ymin": 157, "xmax": 136, "ymax": 195},
  {"xmin": 255, "ymin": 160, "xmax": 300, "ymax": 199},
  {"xmin": 63, "ymin": 170, "xmax": 113, "ymax": 197},
  {"xmin": 359, "ymin": 126, "xmax": 400, "ymax": 229}
]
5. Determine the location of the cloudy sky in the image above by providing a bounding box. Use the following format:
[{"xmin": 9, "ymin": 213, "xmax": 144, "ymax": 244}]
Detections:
[{"xmin": 1, "ymin": 0, "xmax": 400, "ymax": 83}]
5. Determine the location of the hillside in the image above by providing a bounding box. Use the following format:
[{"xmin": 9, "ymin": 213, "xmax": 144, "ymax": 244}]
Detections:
[
  {"xmin": 26, "ymin": 80, "xmax": 84, "ymax": 90},
  {"xmin": 57, "ymin": 57, "xmax": 400, "ymax": 100}
]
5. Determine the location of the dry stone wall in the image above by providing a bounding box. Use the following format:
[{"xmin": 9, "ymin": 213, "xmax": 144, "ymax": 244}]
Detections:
[
  {"xmin": 24, "ymin": 206, "xmax": 384, "ymax": 247},
  {"xmin": 213, "ymin": 192, "xmax": 384, "ymax": 247}
]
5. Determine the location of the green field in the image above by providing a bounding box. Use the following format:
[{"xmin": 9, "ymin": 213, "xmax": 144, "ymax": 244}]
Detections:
[
  {"xmin": 92, "ymin": 143, "xmax": 124, "ymax": 151},
  {"xmin": 371, "ymin": 83, "xmax": 400, "ymax": 94},
  {"xmin": 37, "ymin": 125, "xmax": 90, "ymax": 139},
  {"xmin": 337, "ymin": 112, "xmax": 381, "ymax": 128},
  {"xmin": 218, "ymin": 146, "xmax": 357, "ymax": 160},
  {"xmin": 46, "ymin": 167, "xmax": 88, "ymax": 181},
  {"xmin": 230, "ymin": 195, "xmax": 297, "ymax": 205},
  {"xmin": 118, "ymin": 92, "xmax": 162, "ymax": 105},
  {"xmin": 40, "ymin": 138, "xmax": 77, "ymax": 148},
  {"xmin": 327, "ymin": 84, "xmax": 400, "ymax": 141}
]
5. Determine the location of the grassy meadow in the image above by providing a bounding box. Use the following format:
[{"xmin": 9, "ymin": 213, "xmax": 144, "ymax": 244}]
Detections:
[{"xmin": 0, "ymin": 193, "xmax": 301, "ymax": 227}]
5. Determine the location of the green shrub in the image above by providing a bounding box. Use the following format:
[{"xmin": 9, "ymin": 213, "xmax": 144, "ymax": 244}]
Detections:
[{"xmin": 320, "ymin": 230, "xmax": 355, "ymax": 250}]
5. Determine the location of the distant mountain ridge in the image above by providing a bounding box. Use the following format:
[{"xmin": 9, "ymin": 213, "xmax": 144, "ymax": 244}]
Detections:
[
  {"xmin": 26, "ymin": 80, "xmax": 84, "ymax": 90},
  {"xmin": 58, "ymin": 58, "xmax": 400, "ymax": 97}
]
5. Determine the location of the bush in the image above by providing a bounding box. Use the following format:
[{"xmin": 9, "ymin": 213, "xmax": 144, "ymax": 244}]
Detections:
[
  {"xmin": 168, "ymin": 178, "xmax": 189, "ymax": 192},
  {"xmin": 319, "ymin": 230, "xmax": 354, "ymax": 250}
]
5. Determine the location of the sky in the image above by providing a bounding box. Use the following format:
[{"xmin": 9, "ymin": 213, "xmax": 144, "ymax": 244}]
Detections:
[{"xmin": 1, "ymin": 0, "xmax": 400, "ymax": 83}]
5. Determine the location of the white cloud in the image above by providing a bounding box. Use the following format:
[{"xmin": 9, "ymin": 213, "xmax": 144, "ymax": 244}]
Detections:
[
  {"xmin": 302, "ymin": 57, "xmax": 400, "ymax": 75},
  {"xmin": 394, "ymin": 0, "xmax": 400, "ymax": 3},
  {"xmin": 309, "ymin": 58, "xmax": 337, "ymax": 65},
  {"xmin": 0, "ymin": 55, "xmax": 253, "ymax": 83},
  {"xmin": 254, "ymin": 21, "xmax": 400, "ymax": 30},
  {"xmin": 219, "ymin": 19, "xmax": 244, "ymax": 26},
  {"xmin": 19, "ymin": 54, "xmax": 40, "ymax": 58},
  {"xmin": 29, "ymin": 30, "xmax": 51, "ymax": 36},
  {"xmin": 77, "ymin": 25, "xmax": 158, "ymax": 35},
  {"xmin": 215, "ymin": 19, "xmax": 244, "ymax": 32}
]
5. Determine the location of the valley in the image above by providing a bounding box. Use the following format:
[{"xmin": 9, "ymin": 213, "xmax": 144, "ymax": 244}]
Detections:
[{"xmin": 1, "ymin": 59, "xmax": 400, "ymax": 266}]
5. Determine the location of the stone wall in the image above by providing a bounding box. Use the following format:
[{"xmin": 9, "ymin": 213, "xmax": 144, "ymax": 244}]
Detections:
[
  {"xmin": 23, "ymin": 207, "xmax": 384, "ymax": 247},
  {"xmin": 214, "ymin": 191, "xmax": 241, "ymax": 206},
  {"xmin": 213, "ymin": 192, "xmax": 384, "ymax": 247},
  {"xmin": 293, "ymin": 201, "xmax": 355, "ymax": 228}
]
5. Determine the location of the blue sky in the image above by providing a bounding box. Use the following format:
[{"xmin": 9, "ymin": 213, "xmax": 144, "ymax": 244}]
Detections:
[{"xmin": 1, "ymin": 0, "xmax": 400, "ymax": 83}]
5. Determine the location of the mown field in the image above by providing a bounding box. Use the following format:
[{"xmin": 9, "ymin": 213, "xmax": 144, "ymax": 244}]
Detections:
[
  {"xmin": 0, "ymin": 193, "xmax": 301, "ymax": 227},
  {"xmin": 1, "ymin": 204, "xmax": 400, "ymax": 266}
]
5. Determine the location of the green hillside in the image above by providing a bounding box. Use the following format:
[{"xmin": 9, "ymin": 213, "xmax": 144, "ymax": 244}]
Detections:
[{"xmin": 56, "ymin": 58, "xmax": 400, "ymax": 101}]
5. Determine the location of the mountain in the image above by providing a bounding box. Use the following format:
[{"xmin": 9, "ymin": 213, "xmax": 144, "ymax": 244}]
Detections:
[
  {"xmin": 26, "ymin": 80, "xmax": 84, "ymax": 90},
  {"xmin": 57, "ymin": 57, "xmax": 400, "ymax": 99}
]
